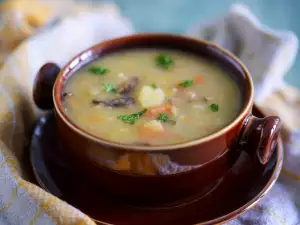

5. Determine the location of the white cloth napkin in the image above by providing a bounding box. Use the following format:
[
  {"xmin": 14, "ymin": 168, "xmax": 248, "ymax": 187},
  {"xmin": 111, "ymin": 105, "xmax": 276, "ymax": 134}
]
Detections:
[
  {"xmin": 187, "ymin": 4, "xmax": 300, "ymax": 225},
  {"xmin": 0, "ymin": 1, "xmax": 300, "ymax": 224},
  {"xmin": 187, "ymin": 4, "xmax": 299, "ymax": 104},
  {"xmin": 0, "ymin": 1, "xmax": 133, "ymax": 225}
]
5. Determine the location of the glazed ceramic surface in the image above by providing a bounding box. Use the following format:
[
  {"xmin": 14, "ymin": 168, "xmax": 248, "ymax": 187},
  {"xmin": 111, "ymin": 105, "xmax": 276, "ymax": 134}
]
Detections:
[
  {"xmin": 33, "ymin": 34, "xmax": 281, "ymax": 203},
  {"xmin": 30, "ymin": 106, "xmax": 283, "ymax": 225}
]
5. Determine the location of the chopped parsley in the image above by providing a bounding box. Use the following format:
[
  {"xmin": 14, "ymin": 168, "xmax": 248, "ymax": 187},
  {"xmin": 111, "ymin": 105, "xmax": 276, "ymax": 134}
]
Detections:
[
  {"xmin": 151, "ymin": 83, "xmax": 157, "ymax": 89},
  {"xmin": 209, "ymin": 103, "xmax": 219, "ymax": 112},
  {"xmin": 156, "ymin": 54, "xmax": 174, "ymax": 70},
  {"xmin": 89, "ymin": 67, "xmax": 109, "ymax": 75},
  {"xmin": 103, "ymin": 84, "xmax": 118, "ymax": 93},
  {"xmin": 157, "ymin": 113, "xmax": 168, "ymax": 122},
  {"xmin": 157, "ymin": 113, "xmax": 176, "ymax": 125},
  {"xmin": 179, "ymin": 80, "xmax": 193, "ymax": 88},
  {"xmin": 117, "ymin": 109, "xmax": 148, "ymax": 124}
]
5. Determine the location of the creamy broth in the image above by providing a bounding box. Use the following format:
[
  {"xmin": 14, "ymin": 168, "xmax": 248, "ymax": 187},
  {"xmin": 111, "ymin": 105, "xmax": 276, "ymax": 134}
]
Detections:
[{"xmin": 63, "ymin": 49, "xmax": 242, "ymax": 145}]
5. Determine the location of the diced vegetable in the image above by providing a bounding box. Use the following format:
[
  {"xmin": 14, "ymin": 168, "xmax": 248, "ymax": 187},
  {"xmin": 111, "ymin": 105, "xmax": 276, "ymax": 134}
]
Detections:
[
  {"xmin": 138, "ymin": 86, "xmax": 166, "ymax": 108},
  {"xmin": 139, "ymin": 127, "xmax": 160, "ymax": 139},
  {"xmin": 89, "ymin": 67, "xmax": 109, "ymax": 75},
  {"xmin": 138, "ymin": 126, "xmax": 167, "ymax": 140},
  {"xmin": 195, "ymin": 76, "xmax": 204, "ymax": 84},
  {"xmin": 139, "ymin": 122, "xmax": 177, "ymax": 140},
  {"xmin": 145, "ymin": 104, "xmax": 172, "ymax": 118},
  {"xmin": 143, "ymin": 120, "xmax": 164, "ymax": 132}
]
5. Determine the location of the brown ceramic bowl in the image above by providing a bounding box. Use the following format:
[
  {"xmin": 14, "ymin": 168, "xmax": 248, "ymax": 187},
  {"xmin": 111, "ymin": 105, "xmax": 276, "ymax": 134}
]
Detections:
[{"xmin": 33, "ymin": 34, "xmax": 281, "ymax": 204}]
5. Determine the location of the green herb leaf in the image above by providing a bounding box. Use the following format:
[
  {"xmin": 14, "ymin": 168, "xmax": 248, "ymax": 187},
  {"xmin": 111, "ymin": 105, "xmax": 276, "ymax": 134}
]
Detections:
[
  {"xmin": 89, "ymin": 67, "xmax": 109, "ymax": 75},
  {"xmin": 209, "ymin": 103, "xmax": 219, "ymax": 112},
  {"xmin": 156, "ymin": 54, "xmax": 174, "ymax": 70},
  {"xmin": 157, "ymin": 113, "xmax": 169, "ymax": 122},
  {"xmin": 151, "ymin": 83, "xmax": 157, "ymax": 89},
  {"xmin": 103, "ymin": 84, "xmax": 118, "ymax": 93},
  {"xmin": 117, "ymin": 109, "xmax": 148, "ymax": 124},
  {"xmin": 179, "ymin": 80, "xmax": 193, "ymax": 88},
  {"xmin": 157, "ymin": 113, "xmax": 176, "ymax": 125}
]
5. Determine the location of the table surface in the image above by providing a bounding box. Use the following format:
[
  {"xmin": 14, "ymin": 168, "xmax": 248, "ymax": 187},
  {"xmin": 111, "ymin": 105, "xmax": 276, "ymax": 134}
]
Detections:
[{"xmin": 112, "ymin": 0, "xmax": 300, "ymax": 88}]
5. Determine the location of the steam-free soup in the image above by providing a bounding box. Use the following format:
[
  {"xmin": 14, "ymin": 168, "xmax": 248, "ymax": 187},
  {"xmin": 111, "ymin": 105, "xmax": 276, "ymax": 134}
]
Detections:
[{"xmin": 63, "ymin": 49, "xmax": 242, "ymax": 145}]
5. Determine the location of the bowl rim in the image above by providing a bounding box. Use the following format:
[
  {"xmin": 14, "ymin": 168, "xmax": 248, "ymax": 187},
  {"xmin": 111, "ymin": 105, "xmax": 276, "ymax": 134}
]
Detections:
[{"xmin": 53, "ymin": 33, "xmax": 254, "ymax": 151}]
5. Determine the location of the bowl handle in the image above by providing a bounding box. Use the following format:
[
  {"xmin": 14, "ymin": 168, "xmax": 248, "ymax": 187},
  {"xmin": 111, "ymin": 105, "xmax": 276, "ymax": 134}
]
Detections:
[
  {"xmin": 33, "ymin": 63, "xmax": 61, "ymax": 110},
  {"xmin": 240, "ymin": 114, "xmax": 281, "ymax": 165}
]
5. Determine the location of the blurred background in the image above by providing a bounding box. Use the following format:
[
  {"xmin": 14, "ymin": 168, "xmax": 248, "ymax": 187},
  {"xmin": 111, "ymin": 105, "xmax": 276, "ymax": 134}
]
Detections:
[
  {"xmin": 0, "ymin": 0, "xmax": 299, "ymax": 87},
  {"xmin": 107, "ymin": 0, "xmax": 300, "ymax": 87}
]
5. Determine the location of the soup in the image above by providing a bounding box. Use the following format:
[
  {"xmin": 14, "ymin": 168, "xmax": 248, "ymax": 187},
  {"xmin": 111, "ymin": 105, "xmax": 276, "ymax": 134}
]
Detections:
[{"xmin": 63, "ymin": 49, "xmax": 242, "ymax": 145}]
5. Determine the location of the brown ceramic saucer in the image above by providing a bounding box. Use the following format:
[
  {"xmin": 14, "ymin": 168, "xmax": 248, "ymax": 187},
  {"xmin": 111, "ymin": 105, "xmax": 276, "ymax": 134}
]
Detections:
[{"xmin": 30, "ymin": 106, "xmax": 283, "ymax": 225}]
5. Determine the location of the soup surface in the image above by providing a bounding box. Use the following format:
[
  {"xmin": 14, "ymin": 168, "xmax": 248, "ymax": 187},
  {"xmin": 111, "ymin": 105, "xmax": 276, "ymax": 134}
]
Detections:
[{"xmin": 63, "ymin": 49, "xmax": 242, "ymax": 145}]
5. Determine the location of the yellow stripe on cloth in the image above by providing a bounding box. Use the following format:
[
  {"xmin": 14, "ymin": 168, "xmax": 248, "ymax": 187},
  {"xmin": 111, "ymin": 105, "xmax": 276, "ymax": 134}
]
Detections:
[
  {"xmin": 264, "ymin": 208, "xmax": 286, "ymax": 225},
  {"xmin": 0, "ymin": 1, "xmax": 107, "ymax": 224},
  {"xmin": 0, "ymin": 140, "xmax": 96, "ymax": 224},
  {"xmin": 0, "ymin": 159, "xmax": 6, "ymax": 168},
  {"xmin": 282, "ymin": 169, "xmax": 300, "ymax": 181},
  {"xmin": 0, "ymin": 186, "xmax": 17, "ymax": 212},
  {"xmin": 0, "ymin": 179, "xmax": 26, "ymax": 212},
  {"xmin": 0, "ymin": 141, "xmax": 21, "ymax": 176},
  {"xmin": 21, "ymin": 182, "xmax": 96, "ymax": 225},
  {"xmin": 29, "ymin": 209, "xmax": 42, "ymax": 225},
  {"xmin": 250, "ymin": 205, "xmax": 286, "ymax": 225}
]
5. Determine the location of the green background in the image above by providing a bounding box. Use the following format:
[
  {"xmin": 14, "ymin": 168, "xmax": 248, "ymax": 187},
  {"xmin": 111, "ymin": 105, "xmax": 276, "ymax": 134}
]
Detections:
[
  {"xmin": 112, "ymin": 0, "xmax": 300, "ymax": 88},
  {"xmin": 1, "ymin": 0, "xmax": 299, "ymax": 87}
]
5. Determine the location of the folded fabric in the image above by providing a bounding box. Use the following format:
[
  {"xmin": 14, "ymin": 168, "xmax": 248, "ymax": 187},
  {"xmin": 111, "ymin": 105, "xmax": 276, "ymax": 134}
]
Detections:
[
  {"xmin": 187, "ymin": 3, "xmax": 300, "ymax": 225},
  {"xmin": 0, "ymin": 0, "xmax": 130, "ymax": 65},
  {"xmin": 187, "ymin": 3, "xmax": 299, "ymax": 104}
]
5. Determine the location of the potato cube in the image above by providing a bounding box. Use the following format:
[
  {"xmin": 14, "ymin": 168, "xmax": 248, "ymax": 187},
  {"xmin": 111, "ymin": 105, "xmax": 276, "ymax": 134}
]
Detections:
[{"xmin": 138, "ymin": 86, "xmax": 166, "ymax": 108}]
